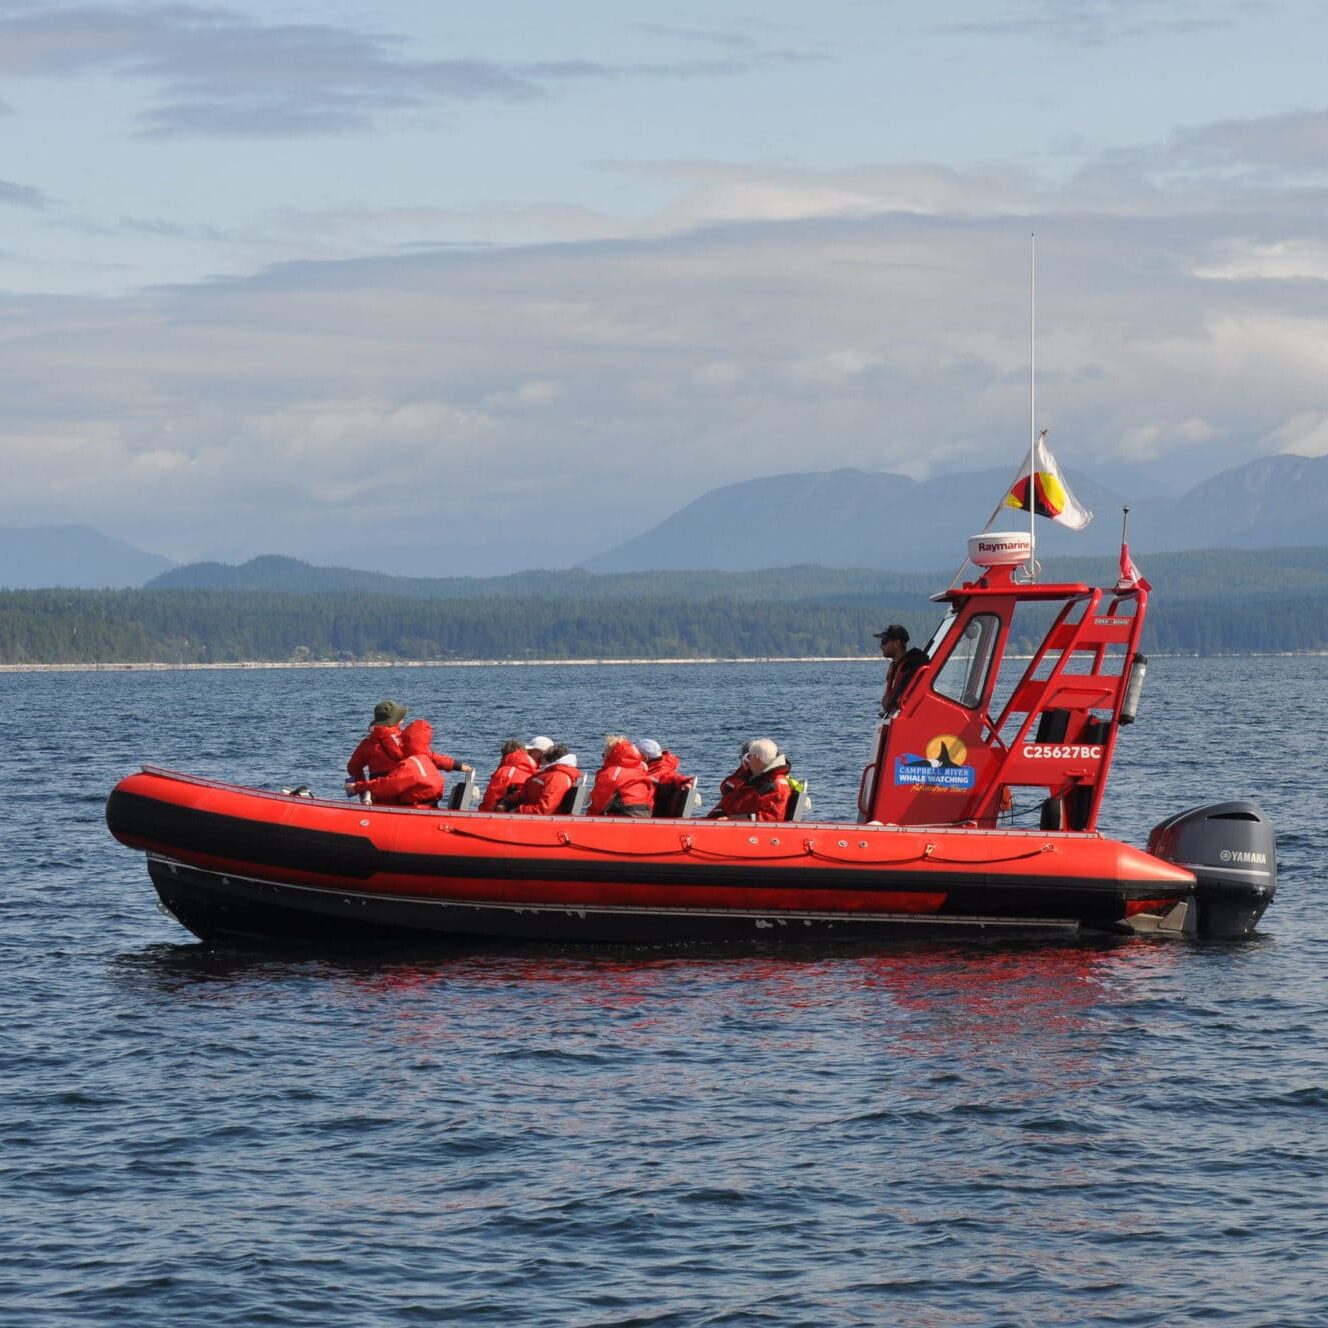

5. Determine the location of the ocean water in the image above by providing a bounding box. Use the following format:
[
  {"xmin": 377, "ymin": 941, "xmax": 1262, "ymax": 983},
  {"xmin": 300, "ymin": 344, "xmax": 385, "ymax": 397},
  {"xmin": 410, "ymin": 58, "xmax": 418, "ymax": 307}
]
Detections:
[{"xmin": 2, "ymin": 656, "xmax": 1326, "ymax": 1327}]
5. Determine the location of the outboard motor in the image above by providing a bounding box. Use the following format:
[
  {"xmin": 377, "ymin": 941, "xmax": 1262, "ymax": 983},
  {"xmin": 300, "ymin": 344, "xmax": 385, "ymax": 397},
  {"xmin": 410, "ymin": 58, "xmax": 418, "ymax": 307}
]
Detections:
[{"xmin": 1147, "ymin": 801, "xmax": 1276, "ymax": 938}]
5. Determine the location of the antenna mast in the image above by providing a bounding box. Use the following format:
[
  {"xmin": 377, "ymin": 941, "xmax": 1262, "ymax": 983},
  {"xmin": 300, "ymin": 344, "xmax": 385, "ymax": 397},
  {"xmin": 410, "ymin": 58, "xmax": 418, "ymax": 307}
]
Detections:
[{"xmin": 1028, "ymin": 232, "xmax": 1036, "ymax": 579}]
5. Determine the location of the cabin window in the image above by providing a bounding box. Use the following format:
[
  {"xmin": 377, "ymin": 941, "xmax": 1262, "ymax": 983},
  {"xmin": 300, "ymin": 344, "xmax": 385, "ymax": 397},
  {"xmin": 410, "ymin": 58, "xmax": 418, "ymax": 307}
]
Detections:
[
  {"xmin": 931, "ymin": 613, "xmax": 1001, "ymax": 709},
  {"xmin": 922, "ymin": 609, "xmax": 958, "ymax": 661}
]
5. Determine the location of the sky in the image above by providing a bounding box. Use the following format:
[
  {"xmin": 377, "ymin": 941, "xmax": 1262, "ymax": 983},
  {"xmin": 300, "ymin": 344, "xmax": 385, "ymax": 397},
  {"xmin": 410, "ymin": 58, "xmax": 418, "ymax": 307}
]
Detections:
[{"xmin": 1, "ymin": 0, "xmax": 1326, "ymax": 573}]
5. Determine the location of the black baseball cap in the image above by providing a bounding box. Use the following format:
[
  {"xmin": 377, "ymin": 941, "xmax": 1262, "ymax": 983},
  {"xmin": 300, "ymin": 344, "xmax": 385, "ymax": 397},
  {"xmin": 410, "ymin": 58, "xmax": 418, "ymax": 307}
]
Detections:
[{"xmin": 872, "ymin": 624, "xmax": 909, "ymax": 644}]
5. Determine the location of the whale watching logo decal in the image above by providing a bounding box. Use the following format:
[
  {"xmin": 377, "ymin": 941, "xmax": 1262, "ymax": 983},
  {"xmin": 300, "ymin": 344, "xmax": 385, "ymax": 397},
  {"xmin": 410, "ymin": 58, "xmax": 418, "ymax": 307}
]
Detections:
[{"xmin": 893, "ymin": 735, "xmax": 977, "ymax": 791}]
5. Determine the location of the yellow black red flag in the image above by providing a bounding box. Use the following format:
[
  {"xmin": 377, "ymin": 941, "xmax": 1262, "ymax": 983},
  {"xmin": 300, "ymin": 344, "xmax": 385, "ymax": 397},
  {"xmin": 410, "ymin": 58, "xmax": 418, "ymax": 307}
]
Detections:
[{"xmin": 1002, "ymin": 432, "xmax": 1092, "ymax": 530}]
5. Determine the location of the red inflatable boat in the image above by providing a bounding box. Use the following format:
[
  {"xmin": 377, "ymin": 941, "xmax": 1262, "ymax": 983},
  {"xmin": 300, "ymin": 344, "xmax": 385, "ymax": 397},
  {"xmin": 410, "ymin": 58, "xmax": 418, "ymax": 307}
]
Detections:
[{"xmin": 106, "ymin": 533, "xmax": 1277, "ymax": 944}]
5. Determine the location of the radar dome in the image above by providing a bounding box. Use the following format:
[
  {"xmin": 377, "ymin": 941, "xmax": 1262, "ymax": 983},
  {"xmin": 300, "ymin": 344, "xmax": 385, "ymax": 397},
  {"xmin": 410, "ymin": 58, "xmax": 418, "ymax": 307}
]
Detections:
[{"xmin": 968, "ymin": 532, "xmax": 1033, "ymax": 568}]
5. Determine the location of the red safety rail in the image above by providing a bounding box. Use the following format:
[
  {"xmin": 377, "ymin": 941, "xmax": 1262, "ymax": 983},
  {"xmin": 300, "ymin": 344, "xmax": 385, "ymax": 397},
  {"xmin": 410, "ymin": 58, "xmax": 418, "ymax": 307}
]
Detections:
[{"xmin": 860, "ymin": 561, "xmax": 1148, "ymax": 829}]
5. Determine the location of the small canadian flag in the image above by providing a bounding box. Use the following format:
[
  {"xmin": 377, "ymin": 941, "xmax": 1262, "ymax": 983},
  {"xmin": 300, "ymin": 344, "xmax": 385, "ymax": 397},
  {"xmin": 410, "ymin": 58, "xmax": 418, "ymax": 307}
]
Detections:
[{"xmin": 1116, "ymin": 544, "xmax": 1152, "ymax": 593}]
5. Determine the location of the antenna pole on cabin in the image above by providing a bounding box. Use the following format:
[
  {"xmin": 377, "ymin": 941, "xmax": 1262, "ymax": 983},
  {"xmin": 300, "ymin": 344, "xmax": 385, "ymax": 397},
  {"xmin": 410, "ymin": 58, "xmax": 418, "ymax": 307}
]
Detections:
[
  {"xmin": 1121, "ymin": 506, "xmax": 1130, "ymax": 547},
  {"xmin": 1028, "ymin": 232, "xmax": 1036, "ymax": 580}
]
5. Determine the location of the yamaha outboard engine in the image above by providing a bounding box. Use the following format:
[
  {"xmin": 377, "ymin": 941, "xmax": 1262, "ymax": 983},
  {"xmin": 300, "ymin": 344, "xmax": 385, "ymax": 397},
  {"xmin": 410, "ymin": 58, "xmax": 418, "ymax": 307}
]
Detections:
[{"xmin": 1147, "ymin": 801, "xmax": 1276, "ymax": 938}]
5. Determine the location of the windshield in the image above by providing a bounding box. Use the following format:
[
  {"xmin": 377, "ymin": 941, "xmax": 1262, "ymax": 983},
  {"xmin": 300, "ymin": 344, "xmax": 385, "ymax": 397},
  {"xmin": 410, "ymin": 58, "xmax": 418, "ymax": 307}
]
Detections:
[
  {"xmin": 931, "ymin": 613, "xmax": 1002, "ymax": 709},
  {"xmin": 922, "ymin": 610, "xmax": 957, "ymax": 660}
]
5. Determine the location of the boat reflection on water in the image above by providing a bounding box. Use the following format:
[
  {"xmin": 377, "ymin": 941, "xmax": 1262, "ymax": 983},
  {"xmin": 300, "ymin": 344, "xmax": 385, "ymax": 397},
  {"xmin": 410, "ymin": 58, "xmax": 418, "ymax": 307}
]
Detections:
[
  {"xmin": 121, "ymin": 934, "xmax": 1174, "ymax": 1028},
  {"xmin": 116, "ymin": 937, "xmax": 1171, "ymax": 1103}
]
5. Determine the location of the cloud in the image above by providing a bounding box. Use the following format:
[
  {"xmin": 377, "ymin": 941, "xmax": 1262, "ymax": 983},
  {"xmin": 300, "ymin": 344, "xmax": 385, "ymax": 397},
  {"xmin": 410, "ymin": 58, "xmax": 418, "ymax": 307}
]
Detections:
[
  {"xmin": 692, "ymin": 361, "xmax": 743, "ymax": 392},
  {"xmin": 269, "ymin": 201, "xmax": 625, "ymax": 255},
  {"xmin": 0, "ymin": 3, "xmax": 542, "ymax": 137},
  {"xmin": 1165, "ymin": 109, "xmax": 1328, "ymax": 177},
  {"xmin": 0, "ymin": 177, "xmax": 49, "ymax": 209},
  {"xmin": 482, "ymin": 380, "xmax": 565, "ymax": 411},
  {"xmin": 3, "ymin": 108, "xmax": 1328, "ymax": 571},
  {"xmin": 0, "ymin": 2, "xmax": 786, "ymax": 139},
  {"xmin": 1073, "ymin": 109, "xmax": 1328, "ymax": 195},
  {"xmin": 1117, "ymin": 416, "xmax": 1216, "ymax": 461},
  {"xmin": 67, "ymin": 212, "xmax": 231, "ymax": 241},
  {"xmin": 624, "ymin": 160, "xmax": 1038, "ymax": 232},
  {"xmin": 939, "ymin": 0, "xmax": 1243, "ymax": 46},
  {"xmin": 791, "ymin": 349, "xmax": 884, "ymax": 388},
  {"xmin": 630, "ymin": 20, "xmax": 828, "ymax": 66},
  {"xmin": 1195, "ymin": 238, "xmax": 1328, "ymax": 282},
  {"xmin": 1263, "ymin": 410, "xmax": 1328, "ymax": 458}
]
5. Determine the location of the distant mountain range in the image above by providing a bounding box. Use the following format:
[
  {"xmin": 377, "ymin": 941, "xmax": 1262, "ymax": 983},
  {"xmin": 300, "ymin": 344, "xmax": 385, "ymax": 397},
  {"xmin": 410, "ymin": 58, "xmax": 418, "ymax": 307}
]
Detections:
[
  {"xmin": 141, "ymin": 547, "xmax": 1328, "ymax": 607},
  {"xmin": 0, "ymin": 525, "xmax": 176, "ymax": 589},
  {"xmin": 581, "ymin": 453, "xmax": 1328, "ymax": 572},
  {"xmin": 145, "ymin": 556, "xmax": 940, "ymax": 601},
  {"xmin": 6, "ymin": 452, "xmax": 1326, "ymax": 588}
]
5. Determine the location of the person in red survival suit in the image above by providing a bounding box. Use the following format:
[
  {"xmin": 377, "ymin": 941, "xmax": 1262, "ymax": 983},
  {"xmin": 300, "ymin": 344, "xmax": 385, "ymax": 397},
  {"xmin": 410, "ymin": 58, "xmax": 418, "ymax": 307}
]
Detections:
[
  {"xmin": 492, "ymin": 735, "xmax": 556, "ymax": 811},
  {"xmin": 344, "ymin": 719, "xmax": 446, "ymax": 807},
  {"xmin": 346, "ymin": 699, "xmax": 409, "ymax": 781},
  {"xmin": 636, "ymin": 737, "xmax": 695, "ymax": 815},
  {"xmin": 513, "ymin": 745, "xmax": 580, "ymax": 815},
  {"xmin": 636, "ymin": 738, "xmax": 693, "ymax": 791},
  {"xmin": 707, "ymin": 738, "xmax": 791, "ymax": 821},
  {"xmin": 587, "ymin": 736, "xmax": 655, "ymax": 817},
  {"xmin": 479, "ymin": 740, "xmax": 538, "ymax": 812},
  {"xmin": 706, "ymin": 741, "xmax": 752, "ymax": 817}
]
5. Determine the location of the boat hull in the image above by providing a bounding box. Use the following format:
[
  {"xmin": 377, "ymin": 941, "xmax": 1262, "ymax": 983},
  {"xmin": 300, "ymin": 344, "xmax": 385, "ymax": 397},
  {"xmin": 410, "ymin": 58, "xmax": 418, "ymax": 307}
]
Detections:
[
  {"xmin": 146, "ymin": 856, "xmax": 1091, "ymax": 945},
  {"xmin": 107, "ymin": 769, "xmax": 1198, "ymax": 947}
]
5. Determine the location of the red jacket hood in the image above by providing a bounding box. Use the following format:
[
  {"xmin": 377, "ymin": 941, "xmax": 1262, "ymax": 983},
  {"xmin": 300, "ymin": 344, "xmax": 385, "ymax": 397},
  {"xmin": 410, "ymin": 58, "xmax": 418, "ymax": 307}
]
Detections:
[
  {"xmin": 401, "ymin": 719, "xmax": 433, "ymax": 756},
  {"xmin": 605, "ymin": 739, "xmax": 644, "ymax": 768}
]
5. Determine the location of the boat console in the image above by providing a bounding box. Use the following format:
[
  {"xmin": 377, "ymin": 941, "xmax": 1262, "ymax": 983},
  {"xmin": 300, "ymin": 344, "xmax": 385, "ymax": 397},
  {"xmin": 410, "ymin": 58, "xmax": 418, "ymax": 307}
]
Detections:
[{"xmin": 857, "ymin": 532, "xmax": 1275, "ymax": 936}]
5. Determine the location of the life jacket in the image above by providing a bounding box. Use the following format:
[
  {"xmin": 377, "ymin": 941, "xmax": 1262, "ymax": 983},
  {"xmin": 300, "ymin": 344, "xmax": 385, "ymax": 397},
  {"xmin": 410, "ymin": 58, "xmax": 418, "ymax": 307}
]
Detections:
[
  {"xmin": 723, "ymin": 757, "xmax": 792, "ymax": 822},
  {"xmin": 647, "ymin": 750, "xmax": 692, "ymax": 790},
  {"xmin": 346, "ymin": 723, "xmax": 404, "ymax": 779},
  {"xmin": 588, "ymin": 740, "xmax": 654, "ymax": 816},
  {"xmin": 883, "ymin": 647, "xmax": 928, "ymax": 713},
  {"xmin": 515, "ymin": 758, "xmax": 579, "ymax": 815},
  {"xmin": 479, "ymin": 749, "xmax": 537, "ymax": 812},
  {"xmin": 705, "ymin": 759, "xmax": 753, "ymax": 817},
  {"xmin": 404, "ymin": 719, "xmax": 460, "ymax": 794}
]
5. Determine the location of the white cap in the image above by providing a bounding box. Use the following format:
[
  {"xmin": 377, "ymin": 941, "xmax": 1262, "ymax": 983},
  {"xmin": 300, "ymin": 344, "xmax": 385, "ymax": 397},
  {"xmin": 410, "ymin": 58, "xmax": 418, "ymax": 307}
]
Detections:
[
  {"xmin": 525, "ymin": 735, "xmax": 554, "ymax": 752},
  {"xmin": 637, "ymin": 739, "xmax": 663, "ymax": 760}
]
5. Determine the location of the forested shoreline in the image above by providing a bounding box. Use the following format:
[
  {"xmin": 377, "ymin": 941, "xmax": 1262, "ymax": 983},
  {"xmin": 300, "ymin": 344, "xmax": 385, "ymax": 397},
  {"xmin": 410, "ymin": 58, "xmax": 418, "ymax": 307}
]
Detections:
[{"xmin": 0, "ymin": 581, "xmax": 1323, "ymax": 664}]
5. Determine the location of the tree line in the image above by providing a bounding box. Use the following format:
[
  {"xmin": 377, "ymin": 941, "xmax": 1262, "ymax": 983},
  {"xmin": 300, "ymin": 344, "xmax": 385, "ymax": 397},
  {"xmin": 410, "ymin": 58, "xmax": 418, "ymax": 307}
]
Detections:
[{"xmin": 0, "ymin": 585, "xmax": 1323, "ymax": 664}]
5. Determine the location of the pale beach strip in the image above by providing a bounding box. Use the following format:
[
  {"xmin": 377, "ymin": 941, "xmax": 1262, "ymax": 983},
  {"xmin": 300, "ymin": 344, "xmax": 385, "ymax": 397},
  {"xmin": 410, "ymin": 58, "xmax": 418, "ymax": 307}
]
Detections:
[{"xmin": 0, "ymin": 656, "xmax": 882, "ymax": 674}]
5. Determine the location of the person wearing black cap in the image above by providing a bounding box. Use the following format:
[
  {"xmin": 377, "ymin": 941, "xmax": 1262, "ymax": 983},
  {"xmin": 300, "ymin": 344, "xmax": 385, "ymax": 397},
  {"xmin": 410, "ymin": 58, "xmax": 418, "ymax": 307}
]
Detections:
[{"xmin": 875, "ymin": 625, "xmax": 927, "ymax": 718}]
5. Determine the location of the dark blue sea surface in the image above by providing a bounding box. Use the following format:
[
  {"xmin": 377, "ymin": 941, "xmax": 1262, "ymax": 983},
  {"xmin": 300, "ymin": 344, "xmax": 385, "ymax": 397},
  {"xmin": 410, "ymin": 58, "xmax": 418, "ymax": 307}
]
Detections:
[{"xmin": 2, "ymin": 657, "xmax": 1326, "ymax": 1326}]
